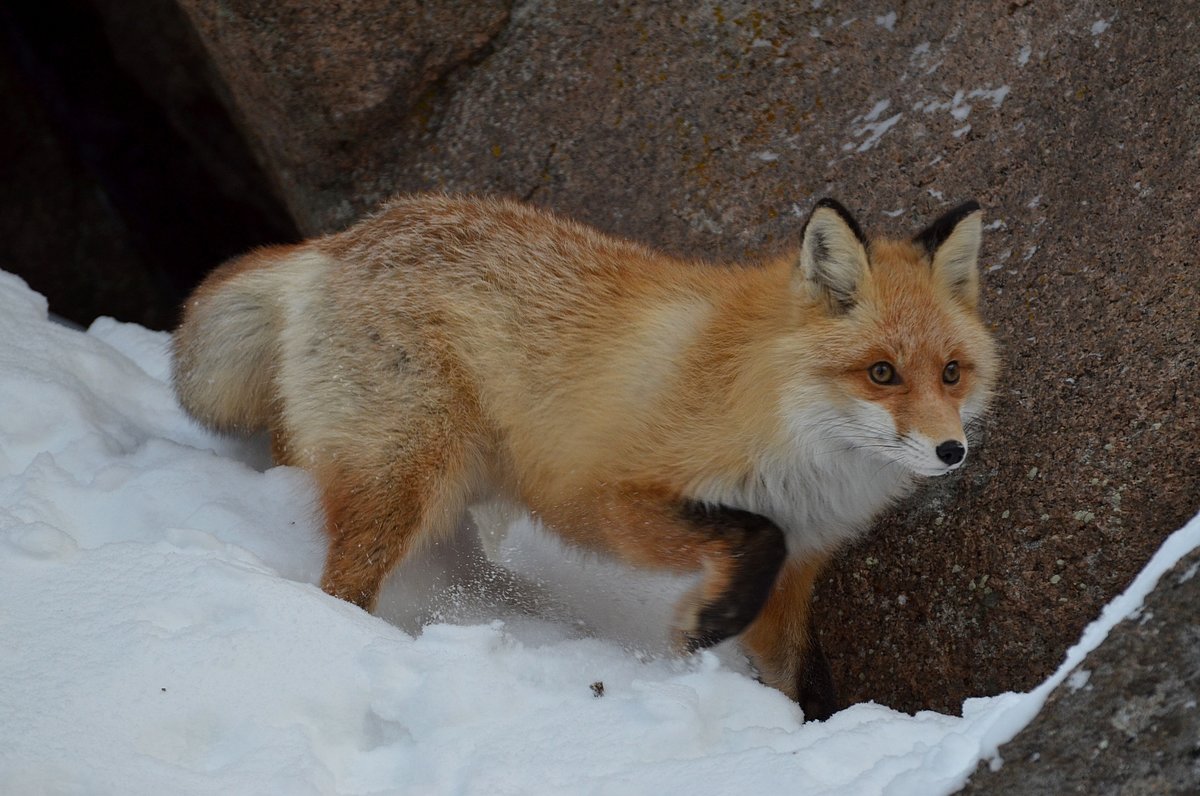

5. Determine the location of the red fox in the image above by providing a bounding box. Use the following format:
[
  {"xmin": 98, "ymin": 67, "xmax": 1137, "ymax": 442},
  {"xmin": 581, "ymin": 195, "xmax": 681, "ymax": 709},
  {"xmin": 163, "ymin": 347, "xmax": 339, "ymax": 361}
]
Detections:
[{"xmin": 173, "ymin": 194, "xmax": 998, "ymax": 720}]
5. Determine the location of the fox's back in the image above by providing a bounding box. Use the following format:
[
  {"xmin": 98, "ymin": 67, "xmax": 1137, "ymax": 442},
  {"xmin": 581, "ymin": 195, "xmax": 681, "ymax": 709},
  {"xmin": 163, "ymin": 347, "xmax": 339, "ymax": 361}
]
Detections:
[
  {"xmin": 290, "ymin": 195, "xmax": 750, "ymax": 490},
  {"xmin": 316, "ymin": 194, "xmax": 703, "ymax": 348}
]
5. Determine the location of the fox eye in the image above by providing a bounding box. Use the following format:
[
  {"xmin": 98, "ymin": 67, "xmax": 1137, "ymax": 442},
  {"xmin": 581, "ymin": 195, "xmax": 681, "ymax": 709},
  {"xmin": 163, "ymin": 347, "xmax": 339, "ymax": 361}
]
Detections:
[
  {"xmin": 943, "ymin": 361, "xmax": 960, "ymax": 384},
  {"xmin": 868, "ymin": 361, "xmax": 898, "ymax": 385}
]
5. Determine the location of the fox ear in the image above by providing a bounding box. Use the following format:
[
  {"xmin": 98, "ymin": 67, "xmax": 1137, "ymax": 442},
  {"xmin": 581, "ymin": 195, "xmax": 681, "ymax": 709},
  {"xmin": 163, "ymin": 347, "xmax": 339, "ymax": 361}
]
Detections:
[
  {"xmin": 914, "ymin": 201, "xmax": 983, "ymax": 309},
  {"xmin": 797, "ymin": 198, "xmax": 870, "ymax": 314}
]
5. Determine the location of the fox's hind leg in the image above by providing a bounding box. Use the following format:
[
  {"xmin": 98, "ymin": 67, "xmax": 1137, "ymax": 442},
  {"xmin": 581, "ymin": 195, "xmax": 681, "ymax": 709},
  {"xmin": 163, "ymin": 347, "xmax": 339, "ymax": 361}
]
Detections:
[
  {"xmin": 270, "ymin": 289, "xmax": 487, "ymax": 613},
  {"xmin": 316, "ymin": 439, "xmax": 476, "ymax": 612},
  {"xmin": 307, "ymin": 399, "xmax": 483, "ymax": 613}
]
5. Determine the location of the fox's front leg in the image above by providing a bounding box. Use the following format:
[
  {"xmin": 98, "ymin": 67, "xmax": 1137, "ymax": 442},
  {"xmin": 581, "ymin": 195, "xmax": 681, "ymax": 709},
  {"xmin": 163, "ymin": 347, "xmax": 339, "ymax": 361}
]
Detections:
[
  {"xmin": 740, "ymin": 557, "xmax": 838, "ymax": 721},
  {"xmin": 671, "ymin": 502, "xmax": 792, "ymax": 652},
  {"xmin": 536, "ymin": 488, "xmax": 787, "ymax": 653}
]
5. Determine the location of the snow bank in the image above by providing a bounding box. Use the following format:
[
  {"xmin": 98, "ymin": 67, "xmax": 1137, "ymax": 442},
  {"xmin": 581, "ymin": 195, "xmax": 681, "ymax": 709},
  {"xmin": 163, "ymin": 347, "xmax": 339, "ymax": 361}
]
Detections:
[{"xmin": 0, "ymin": 270, "xmax": 1195, "ymax": 795}]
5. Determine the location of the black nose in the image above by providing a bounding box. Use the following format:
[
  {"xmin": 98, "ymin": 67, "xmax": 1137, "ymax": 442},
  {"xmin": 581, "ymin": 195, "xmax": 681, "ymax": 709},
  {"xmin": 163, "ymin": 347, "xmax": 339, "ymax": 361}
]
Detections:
[{"xmin": 936, "ymin": 440, "xmax": 965, "ymax": 466}]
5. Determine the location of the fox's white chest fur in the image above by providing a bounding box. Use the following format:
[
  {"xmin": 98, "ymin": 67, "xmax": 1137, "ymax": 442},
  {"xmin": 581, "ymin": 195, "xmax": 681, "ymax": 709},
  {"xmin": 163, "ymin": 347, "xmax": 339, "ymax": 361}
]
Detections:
[
  {"xmin": 753, "ymin": 460, "xmax": 913, "ymax": 556},
  {"xmin": 690, "ymin": 408, "xmax": 918, "ymax": 557}
]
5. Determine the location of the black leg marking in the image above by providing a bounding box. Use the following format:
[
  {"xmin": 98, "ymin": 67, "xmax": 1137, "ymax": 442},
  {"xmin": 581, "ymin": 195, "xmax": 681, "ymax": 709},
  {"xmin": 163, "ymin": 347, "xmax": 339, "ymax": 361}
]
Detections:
[
  {"xmin": 797, "ymin": 626, "xmax": 838, "ymax": 721},
  {"xmin": 679, "ymin": 502, "xmax": 788, "ymax": 652}
]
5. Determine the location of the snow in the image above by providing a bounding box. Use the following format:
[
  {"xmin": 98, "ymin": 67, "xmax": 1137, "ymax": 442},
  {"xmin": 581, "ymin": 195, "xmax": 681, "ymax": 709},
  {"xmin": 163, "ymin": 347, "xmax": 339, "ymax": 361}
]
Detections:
[
  {"xmin": 1066, "ymin": 669, "xmax": 1092, "ymax": 692},
  {"xmin": 0, "ymin": 268, "xmax": 1197, "ymax": 795},
  {"xmin": 916, "ymin": 87, "xmax": 1009, "ymax": 126},
  {"xmin": 863, "ymin": 99, "xmax": 892, "ymax": 123},
  {"xmin": 844, "ymin": 100, "xmax": 903, "ymax": 152}
]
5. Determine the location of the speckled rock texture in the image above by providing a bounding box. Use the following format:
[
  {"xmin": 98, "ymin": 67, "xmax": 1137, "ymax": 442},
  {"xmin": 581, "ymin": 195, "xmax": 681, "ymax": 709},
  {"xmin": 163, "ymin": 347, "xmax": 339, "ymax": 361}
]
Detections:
[
  {"xmin": 175, "ymin": 0, "xmax": 1199, "ymax": 712},
  {"xmin": 175, "ymin": 0, "xmax": 511, "ymax": 234},
  {"xmin": 960, "ymin": 546, "xmax": 1200, "ymax": 794}
]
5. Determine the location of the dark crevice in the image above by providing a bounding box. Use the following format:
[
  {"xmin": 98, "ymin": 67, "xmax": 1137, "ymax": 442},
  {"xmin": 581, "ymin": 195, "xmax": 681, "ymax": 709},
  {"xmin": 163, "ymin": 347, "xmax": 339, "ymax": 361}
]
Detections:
[{"xmin": 0, "ymin": 0, "xmax": 299, "ymax": 329}]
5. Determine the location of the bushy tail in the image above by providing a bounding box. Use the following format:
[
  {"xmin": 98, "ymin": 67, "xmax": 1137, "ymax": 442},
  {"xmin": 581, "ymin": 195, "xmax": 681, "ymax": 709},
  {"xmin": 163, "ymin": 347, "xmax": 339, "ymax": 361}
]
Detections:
[{"xmin": 171, "ymin": 244, "xmax": 298, "ymax": 433}]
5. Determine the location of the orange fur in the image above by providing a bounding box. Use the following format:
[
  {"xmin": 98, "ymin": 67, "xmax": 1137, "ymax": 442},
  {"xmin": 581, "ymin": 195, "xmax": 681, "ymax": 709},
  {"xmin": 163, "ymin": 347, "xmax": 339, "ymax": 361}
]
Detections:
[
  {"xmin": 740, "ymin": 556, "xmax": 832, "ymax": 712},
  {"xmin": 171, "ymin": 194, "xmax": 998, "ymax": 717}
]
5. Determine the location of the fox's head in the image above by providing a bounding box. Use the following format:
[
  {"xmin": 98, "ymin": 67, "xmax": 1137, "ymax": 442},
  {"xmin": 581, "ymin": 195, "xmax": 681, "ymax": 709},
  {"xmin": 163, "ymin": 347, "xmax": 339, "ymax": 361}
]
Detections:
[{"xmin": 789, "ymin": 198, "xmax": 999, "ymax": 478}]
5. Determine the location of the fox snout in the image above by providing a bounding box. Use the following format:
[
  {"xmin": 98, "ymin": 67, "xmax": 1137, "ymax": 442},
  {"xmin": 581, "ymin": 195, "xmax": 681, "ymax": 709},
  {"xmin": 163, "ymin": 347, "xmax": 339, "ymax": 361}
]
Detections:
[
  {"xmin": 902, "ymin": 429, "xmax": 969, "ymax": 476},
  {"xmin": 935, "ymin": 439, "xmax": 965, "ymax": 467}
]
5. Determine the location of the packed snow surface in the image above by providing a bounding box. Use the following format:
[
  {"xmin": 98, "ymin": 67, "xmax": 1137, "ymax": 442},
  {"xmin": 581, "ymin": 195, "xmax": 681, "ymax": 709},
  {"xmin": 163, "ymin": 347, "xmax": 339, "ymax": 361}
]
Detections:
[{"xmin": 1, "ymin": 269, "xmax": 1196, "ymax": 795}]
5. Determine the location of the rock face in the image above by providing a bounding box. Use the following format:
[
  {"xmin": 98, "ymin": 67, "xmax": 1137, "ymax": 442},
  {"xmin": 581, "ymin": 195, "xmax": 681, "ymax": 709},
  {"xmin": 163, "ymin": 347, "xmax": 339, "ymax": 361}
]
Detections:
[
  {"xmin": 960, "ymin": 545, "xmax": 1200, "ymax": 794},
  {"xmin": 175, "ymin": 0, "xmax": 511, "ymax": 234},
  {"xmin": 129, "ymin": 0, "xmax": 1199, "ymax": 711}
]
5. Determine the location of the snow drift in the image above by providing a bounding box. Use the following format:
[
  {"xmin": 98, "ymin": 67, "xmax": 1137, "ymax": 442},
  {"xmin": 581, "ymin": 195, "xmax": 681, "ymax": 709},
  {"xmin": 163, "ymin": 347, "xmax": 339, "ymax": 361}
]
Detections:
[{"xmin": 1, "ymin": 270, "xmax": 1196, "ymax": 795}]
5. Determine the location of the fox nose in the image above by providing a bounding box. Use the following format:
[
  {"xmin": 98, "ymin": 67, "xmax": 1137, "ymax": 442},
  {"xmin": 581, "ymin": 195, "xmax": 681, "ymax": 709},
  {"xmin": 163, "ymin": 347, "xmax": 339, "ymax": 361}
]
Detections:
[{"xmin": 936, "ymin": 440, "xmax": 965, "ymax": 466}]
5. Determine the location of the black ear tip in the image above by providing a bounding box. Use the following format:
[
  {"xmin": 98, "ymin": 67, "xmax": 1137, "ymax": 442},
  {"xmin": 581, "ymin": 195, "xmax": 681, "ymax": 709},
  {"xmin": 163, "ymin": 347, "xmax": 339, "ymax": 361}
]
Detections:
[
  {"xmin": 914, "ymin": 200, "xmax": 984, "ymax": 253},
  {"xmin": 814, "ymin": 197, "xmax": 851, "ymax": 213},
  {"xmin": 807, "ymin": 198, "xmax": 867, "ymax": 245}
]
